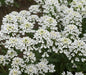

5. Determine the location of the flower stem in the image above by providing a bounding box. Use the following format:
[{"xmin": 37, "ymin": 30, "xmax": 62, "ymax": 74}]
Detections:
[{"xmin": 0, "ymin": 65, "xmax": 6, "ymax": 73}]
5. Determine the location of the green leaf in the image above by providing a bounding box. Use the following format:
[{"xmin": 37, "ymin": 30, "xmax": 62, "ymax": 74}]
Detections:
[
  {"xmin": 0, "ymin": 73, "xmax": 8, "ymax": 75},
  {"xmin": 14, "ymin": 2, "xmax": 20, "ymax": 8}
]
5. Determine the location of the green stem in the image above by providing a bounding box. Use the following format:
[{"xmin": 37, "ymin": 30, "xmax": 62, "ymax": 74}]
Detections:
[{"xmin": 0, "ymin": 65, "xmax": 6, "ymax": 73}]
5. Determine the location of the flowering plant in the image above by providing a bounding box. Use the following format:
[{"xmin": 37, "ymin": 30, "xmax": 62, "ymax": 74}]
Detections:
[
  {"xmin": 0, "ymin": 0, "xmax": 14, "ymax": 7},
  {"xmin": 0, "ymin": 0, "xmax": 86, "ymax": 75}
]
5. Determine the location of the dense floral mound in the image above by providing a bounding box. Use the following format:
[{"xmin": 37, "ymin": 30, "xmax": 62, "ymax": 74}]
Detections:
[{"xmin": 0, "ymin": 0, "xmax": 86, "ymax": 75}]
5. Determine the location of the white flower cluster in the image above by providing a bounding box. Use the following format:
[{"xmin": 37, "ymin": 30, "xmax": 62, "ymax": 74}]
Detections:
[
  {"xmin": 0, "ymin": 10, "xmax": 55, "ymax": 75},
  {"xmin": 62, "ymin": 25, "xmax": 80, "ymax": 39},
  {"xmin": 0, "ymin": 0, "xmax": 86, "ymax": 74},
  {"xmin": 29, "ymin": 5, "xmax": 41, "ymax": 14},
  {"xmin": 62, "ymin": 71, "xmax": 84, "ymax": 75},
  {"xmin": 33, "ymin": 0, "xmax": 86, "ymax": 58},
  {"xmin": 38, "ymin": 15, "xmax": 57, "ymax": 30},
  {"xmin": 25, "ymin": 59, "xmax": 55, "ymax": 75},
  {"xmin": 0, "ymin": 0, "xmax": 14, "ymax": 7},
  {"xmin": 70, "ymin": 0, "xmax": 86, "ymax": 17},
  {"xmin": 5, "ymin": 0, "xmax": 14, "ymax": 5}
]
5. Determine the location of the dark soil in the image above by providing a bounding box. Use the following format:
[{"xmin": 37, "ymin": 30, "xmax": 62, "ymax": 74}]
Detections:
[{"xmin": 0, "ymin": 0, "xmax": 36, "ymax": 25}]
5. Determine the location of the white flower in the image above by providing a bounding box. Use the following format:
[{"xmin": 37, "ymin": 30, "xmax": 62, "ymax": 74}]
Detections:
[
  {"xmin": 5, "ymin": 0, "xmax": 14, "ymax": 5},
  {"xmin": 22, "ymin": 37, "xmax": 34, "ymax": 46},
  {"xmin": 0, "ymin": 55, "xmax": 8, "ymax": 65},
  {"xmin": 62, "ymin": 10, "xmax": 82, "ymax": 29},
  {"xmin": 62, "ymin": 25, "xmax": 81, "ymax": 39},
  {"xmin": 2, "ymin": 14, "xmax": 17, "ymax": 24},
  {"xmin": 6, "ymin": 49, "xmax": 17, "ymax": 58},
  {"xmin": 5, "ymin": 37, "xmax": 18, "ymax": 49},
  {"xmin": 19, "ymin": 10, "xmax": 30, "ymax": 18},
  {"xmin": 75, "ymin": 72, "xmax": 84, "ymax": 75},
  {"xmin": 0, "ymin": 31, "xmax": 9, "ymax": 41},
  {"xmin": 19, "ymin": 21, "xmax": 34, "ymax": 33},
  {"xmin": 36, "ymin": 58, "xmax": 55, "ymax": 74},
  {"xmin": 10, "ymin": 11, "xmax": 18, "ymax": 16},
  {"xmin": 27, "ymin": 15, "xmax": 39, "ymax": 24},
  {"xmin": 25, "ymin": 64, "xmax": 38, "ymax": 75},
  {"xmin": 42, "ymin": 52, "xmax": 49, "ymax": 57},
  {"xmin": 38, "ymin": 15, "xmax": 57, "ymax": 30},
  {"xmin": 62, "ymin": 71, "xmax": 73, "ymax": 75},
  {"xmin": 29, "ymin": 5, "xmax": 41, "ymax": 13},
  {"xmin": 11, "ymin": 57, "xmax": 24, "ymax": 69},
  {"xmin": 61, "ymin": 37, "xmax": 71, "ymax": 45},
  {"xmin": 70, "ymin": 0, "xmax": 86, "ymax": 17},
  {"xmin": 44, "ymin": 0, "xmax": 59, "ymax": 5},
  {"xmin": 50, "ymin": 31, "xmax": 61, "ymax": 39},
  {"xmin": 23, "ymin": 51, "xmax": 36, "ymax": 63},
  {"xmin": 34, "ymin": 29, "xmax": 53, "ymax": 51},
  {"xmin": 71, "ymin": 40, "xmax": 86, "ymax": 56},
  {"xmin": 0, "ymin": 55, "xmax": 5, "ymax": 64},
  {"xmin": 9, "ymin": 68, "xmax": 21, "ymax": 75},
  {"xmin": 1, "ymin": 23, "xmax": 18, "ymax": 34},
  {"xmin": 48, "ymin": 64, "xmax": 55, "ymax": 72}
]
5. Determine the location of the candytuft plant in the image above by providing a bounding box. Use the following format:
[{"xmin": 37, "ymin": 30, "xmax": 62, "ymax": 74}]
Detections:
[{"xmin": 0, "ymin": 0, "xmax": 86, "ymax": 75}]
